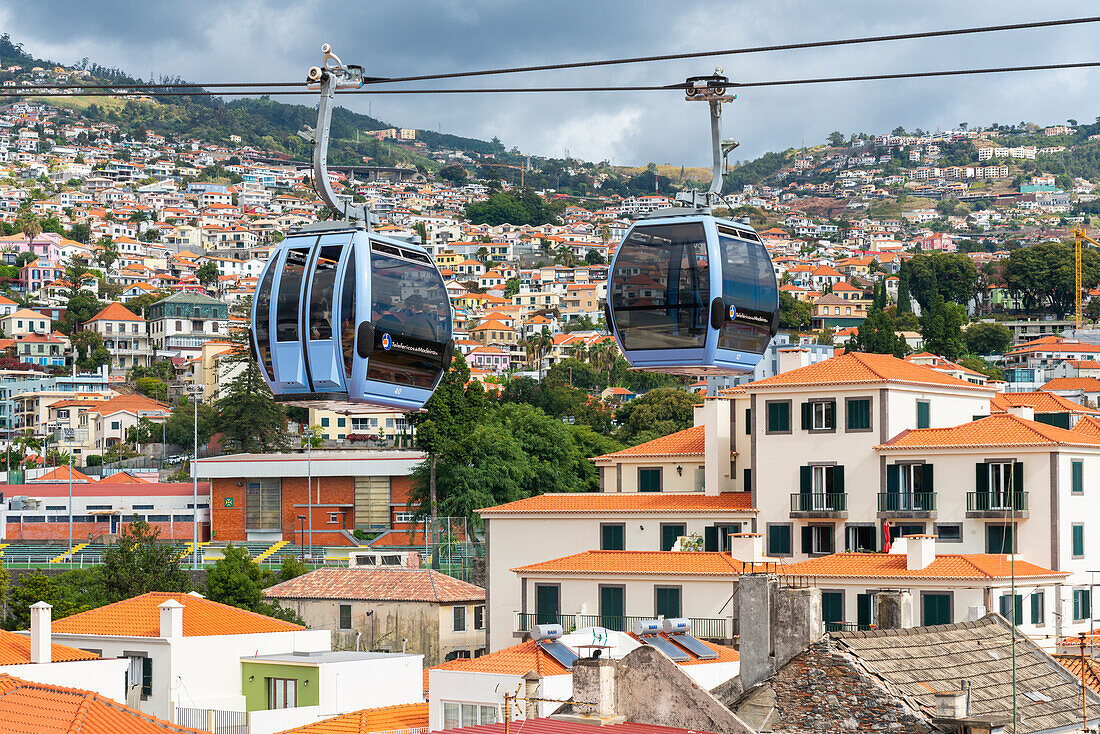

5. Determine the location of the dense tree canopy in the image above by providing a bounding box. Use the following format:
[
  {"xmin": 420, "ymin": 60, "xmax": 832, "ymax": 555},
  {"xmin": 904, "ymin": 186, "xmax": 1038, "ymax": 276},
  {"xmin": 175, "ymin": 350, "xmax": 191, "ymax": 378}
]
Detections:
[
  {"xmin": 906, "ymin": 252, "xmax": 978, "ymax": 312},
  {"xmin": 614, "ymin": 388, "xmax": 703, "ymax": 445},
  {"xmin": 846, "ymin": 309, "xmax": 909, "ymax": 358},
  {"xmin": 919, "ymin": 299, "xmax": 967, "ymax": 361},
  {"xmin": 964, "ymin": 321, "xmax": 1013, "ymax": 356},
  {"xmin": 1002, "ymin": 241, "xmax": 1100, "ymax": 316},
  {"xmin": 465, "ymin": 188, "xmax": 560, "ymax": 226}
]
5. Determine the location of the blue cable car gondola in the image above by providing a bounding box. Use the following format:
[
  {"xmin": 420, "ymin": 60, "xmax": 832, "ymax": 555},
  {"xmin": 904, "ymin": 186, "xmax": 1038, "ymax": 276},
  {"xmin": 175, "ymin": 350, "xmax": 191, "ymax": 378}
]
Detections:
[
  {"xmin": 251, "ymin": 46, "xmax": 453, "ymax": 411},
  {"xmin": 607, "ymin": 71, "xmax": 779, "ymax": 375}
]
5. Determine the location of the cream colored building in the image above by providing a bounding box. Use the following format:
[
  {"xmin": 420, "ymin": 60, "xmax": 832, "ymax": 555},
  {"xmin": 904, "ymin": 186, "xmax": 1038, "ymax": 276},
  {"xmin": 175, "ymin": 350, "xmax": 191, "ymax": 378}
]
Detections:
[{"xmin": 307, "ymin": 407, "xmax": 413, "ymax": 444}]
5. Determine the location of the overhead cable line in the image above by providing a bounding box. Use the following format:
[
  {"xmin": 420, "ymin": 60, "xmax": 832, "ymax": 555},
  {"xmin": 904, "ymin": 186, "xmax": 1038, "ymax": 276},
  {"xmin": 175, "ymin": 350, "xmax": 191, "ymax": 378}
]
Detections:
[{"xmin": 4, "ymin": 59, "xmax": 1100, "ymax": 97}]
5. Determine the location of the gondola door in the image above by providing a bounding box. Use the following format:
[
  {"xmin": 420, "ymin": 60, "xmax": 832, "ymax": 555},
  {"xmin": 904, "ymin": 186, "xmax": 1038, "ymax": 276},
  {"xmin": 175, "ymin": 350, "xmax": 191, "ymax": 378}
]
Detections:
[
  {"xmin": 302, "ymin": 232, "xmax": 353, "ymax": 393},
  {"xmin": 269, "ymin": 235, "xmax": 316, "ymax": 393}
]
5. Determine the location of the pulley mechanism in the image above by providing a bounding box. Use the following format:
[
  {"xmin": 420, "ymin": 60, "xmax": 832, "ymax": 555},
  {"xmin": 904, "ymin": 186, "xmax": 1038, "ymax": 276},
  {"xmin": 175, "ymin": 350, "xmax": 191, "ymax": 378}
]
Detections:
[{"xmin": 676, "ymin": 68, "xmax": 739, "ymax": 213}]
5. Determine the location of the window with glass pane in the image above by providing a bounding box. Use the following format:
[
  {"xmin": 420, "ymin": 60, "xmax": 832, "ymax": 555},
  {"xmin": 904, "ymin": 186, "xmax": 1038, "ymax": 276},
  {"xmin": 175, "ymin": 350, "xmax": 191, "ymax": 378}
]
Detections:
[
  {"xmin": 339, "ymin": 603, "xmax": 351, "ymax": 630},
  {"xmin": 268, "ymin": 678, "xmax": 298, "ymax": 710},
  {"xmin": 846, "ymin": 398, "xmax": 871, "ymax": 431},
  {"xmin": 812, "ymin": 401, "xmax": 835, "ymax": 430},
  {"xmin": 998, "ymin": 594, "xmax": 1023, "ymax": 625},
  {"xmin": 461, "ymin": 704, "xmax": 479, "ymax": 728},
  {"xmin": 480, "ymin": 706, "xmax": 498, "ymax": 724},
  {"xmin": 987, "ymin": 463, "xmax": 1015, "ymax": 509},
  {"xmin": 254, "ymin": 264, "xmax": 276, "ymax": 380},
  {"xmin": 276, "ymin": 246, "xmax": 310, "ymax": 342},
  {"xmin": 245, "ymin": 479, "xmax": 281, "ymax": 530},
  {"xmin": 1031, "ymin": 591, "xmax": 1044, "ymax": 625},
  {"xmin": 340, "ymin": 256, "xmax": 356, "ymax": 381},
  {"xmin": 308, "ymin": 244, "xmax": 343, "ymax": 341},
  {"xmin": 1075, "ymin": 589, "xmax": 1092, "ymax": 621},
  {"xmin": 716, "ymin": 233, "xmax": 776, "ymax": 354},
  {"xmin": 443, "ymin": 703, "xmax": 460, "ymax": 729}
]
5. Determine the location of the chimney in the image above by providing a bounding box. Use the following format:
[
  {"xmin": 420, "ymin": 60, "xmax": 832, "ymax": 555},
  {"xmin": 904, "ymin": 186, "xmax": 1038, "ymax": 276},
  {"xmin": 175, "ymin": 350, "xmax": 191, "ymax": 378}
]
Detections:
[
  {"xmin": 935, "ymin": 690, "xmax": 968, "ymax": 719},
  {"xmin": 1007, "ymin": 405, "xmax": 1034, "ymax": 421},
  {"xmin": 523, "ymin": 671, "xmax": 541, "ymax": 719},
  {"xmin": 159, "ymin": 598, "xmax": 184, "ymax": 639},
  {"xmin": 739, "ymin": 574, "xmax": 823, "ymax": 692},
  {"xmin": 727, "ymin": 533, "xmax": 766, "ymax": 564},
  {"xmin": 29, "ymin": 601, "xmax": 52, "ymax": 664},
  {"xmin": 875, "ymin": 591, "xmax": 914, "ymax": 630},
  {"xmin": 968, "ymin": 605, "xmax": 987, "ymax": 622},
  {"xmin": 906, "ymin": 534, "xmax": 936, "ymax": 571},
  {"xmin": 569, "ymin": 658, "xmax": 621, "ymax": 722}
]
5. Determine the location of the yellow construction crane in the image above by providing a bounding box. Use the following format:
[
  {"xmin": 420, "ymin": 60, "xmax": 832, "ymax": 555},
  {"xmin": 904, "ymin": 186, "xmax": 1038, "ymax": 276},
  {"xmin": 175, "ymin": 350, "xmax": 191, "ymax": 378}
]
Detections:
[{"xmin": 1074, "ymin": 225, "xmax": 1100, "ymax": 328}]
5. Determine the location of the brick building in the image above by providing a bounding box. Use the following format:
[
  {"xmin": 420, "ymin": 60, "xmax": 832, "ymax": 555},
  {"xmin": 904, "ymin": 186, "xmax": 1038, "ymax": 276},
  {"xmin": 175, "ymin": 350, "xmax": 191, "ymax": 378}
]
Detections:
[{"xmin": 196, "ymin": 451, "xmax": 423, "ymax": 546}]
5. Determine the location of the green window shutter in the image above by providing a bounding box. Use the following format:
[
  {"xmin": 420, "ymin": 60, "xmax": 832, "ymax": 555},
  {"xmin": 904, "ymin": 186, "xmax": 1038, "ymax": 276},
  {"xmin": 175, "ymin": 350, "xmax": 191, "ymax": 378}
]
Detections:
[
  {"xmin": 768, "ymin": 525, "xmax": 791, "ymax": 555},
  {"xmin": 601, "ymin": 524, "xmax": 624, "ymax": 551},
  {"xmin": 704, "ymin": 526, "xmax": 718, "ymax": 552},
  {"xmin": 857, "ymin": 593, "xmax": 872, "ymax": 627},
  {"xmin": 886, "ymin": 465, "xmax": 900, "ymax": 493},
  {"xmin": 916, "ymin": 401, "xmax": 930, "ymax": 429},
  {"xmin": 745, "ymin": 408, "xmax": 752, "ymax": 434},
  {"xmin": 800, "ymin": 466, "xmax": 812, "ymax": 494},
  {"xmin": 743, "ymin": 468, "xmax": 752, "ymax": 491},
  {"xmin": 1073, "ymin": 525, "xmax": 1085, "ymax": 557},
  {"xmin": 1073, "ymin": 460, "xmax": 1084, "ymax": 493},
  {"xmin": 832, "ymin": 466, "xmax": 845, "ymax": 494},
  {"xmin": 801, "ymin": 402, "xmax": 812, "ymax": 430},
  {"xmin": 999, "ymin": 594, "xmax": 1011, "ymax": 619},
  {"xmin": 825, "ymin": 400, "xmax": 836, "ymax": 429},
  {"xmin": 1013, "ymin": 462, "xmax": 1024, "ymax": 493},
  {"xmin": 976, "ymin": 462, "xmax": 989, "ymax": 493},
  {"xmin": 847, "ymin": 398, "xmax": 870, "ymax": 430},
  {"xmin": 661, "ymin": 524, "xmax": 685, "ymax": 552},
  {"xmin": 801, "ymin": 526, "xmax": 813, "ymax": 554},
  {"xmin": 655, "ymin": 587, "xmax": 682, "ymax": 618},
  {"xmin": 920, "ymin": 464, "xmax": 934, "ymax": 494},
  {"xmin": 822, "ymin": 591, "xmax": 843, "ymax": 624}
]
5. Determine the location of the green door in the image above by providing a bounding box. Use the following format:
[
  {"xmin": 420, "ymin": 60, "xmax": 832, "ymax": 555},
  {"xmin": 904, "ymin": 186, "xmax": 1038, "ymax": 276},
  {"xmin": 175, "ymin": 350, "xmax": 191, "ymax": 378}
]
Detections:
[
  {"xmin": 535, "ymin": 585, "xmax": 560, "ymax": 625},
  {"xmin": 857, "ymin": 593, "xmax": 873, "ymax": 629},
  {"xmin": 822, "ymin": 591, "xmax": 844, "ymax": 629},
  {"xmin": 600, "ymin": 586, "xmax": 625, "ymax": 630},
  {"xmin": 655, "ymin": 587, "xmax": 682, "ymax": 619},
  {"xmin": 661, "ymin": 524, "xmax": 686, "ymax": 551},
  {"xmin": 922, "ymin": 593, "xmax": 951, "ymax": 626}
]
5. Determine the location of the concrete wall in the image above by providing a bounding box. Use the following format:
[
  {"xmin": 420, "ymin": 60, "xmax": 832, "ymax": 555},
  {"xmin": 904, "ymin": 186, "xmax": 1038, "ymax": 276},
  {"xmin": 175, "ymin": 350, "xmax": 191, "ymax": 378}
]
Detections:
[
  {"xmin": 2, "ymin": 657, "xmax": 128, "ymax": 701},
  {"xmin": 428, "ymin": 670, "xmax": 571, "ymax": 731},
  {"xmin": 597, "ymin": 458, "xmax": 705, "ymax": 494}
]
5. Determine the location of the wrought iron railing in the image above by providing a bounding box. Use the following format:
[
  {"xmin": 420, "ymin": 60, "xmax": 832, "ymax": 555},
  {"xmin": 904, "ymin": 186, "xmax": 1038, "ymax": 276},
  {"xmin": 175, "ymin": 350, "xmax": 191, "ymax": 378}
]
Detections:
[
  {"xmin": 515, "ymin": 612, "xmax": 737, "ymax": 639},
  {"xmin": 789, "ymin": 493, "xmax": 847, "ymax": 512},
  {"xmin": 877, "ymin": 492, "xmax": 936, "ymax": 512},
  {"xmin": 966, "ymin": 491, "xmax": 1028, "ymax": 511}
]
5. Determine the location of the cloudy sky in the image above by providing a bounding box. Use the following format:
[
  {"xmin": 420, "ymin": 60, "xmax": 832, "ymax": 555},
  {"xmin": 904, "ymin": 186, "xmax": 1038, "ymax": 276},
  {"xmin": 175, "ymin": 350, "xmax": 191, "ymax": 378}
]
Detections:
[{"xmin": 2, "ymin": 1, "xmax": 1099, "ymax": 166}]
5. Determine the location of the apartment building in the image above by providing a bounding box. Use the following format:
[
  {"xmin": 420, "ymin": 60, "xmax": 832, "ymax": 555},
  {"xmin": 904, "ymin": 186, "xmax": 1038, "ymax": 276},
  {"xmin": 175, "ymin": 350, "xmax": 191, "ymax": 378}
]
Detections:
[
  {"xmin": 147, "ymin": 291, "xmax": 229, "ymax": 358},
  {"xmin": 84, "ymin": 302, "xmax": 150, "ymax": 370}
]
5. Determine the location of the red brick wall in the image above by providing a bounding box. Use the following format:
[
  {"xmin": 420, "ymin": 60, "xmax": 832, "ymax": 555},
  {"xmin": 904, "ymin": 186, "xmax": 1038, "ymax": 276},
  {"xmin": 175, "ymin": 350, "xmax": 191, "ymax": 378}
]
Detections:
[
  {"xmin": 211, "ymin": 475, "xmax": 359, "ymax": 546},
  {"xmin": 5, "ymin": 521, "xmax": 203, "ymax": 543},
  {"xmin": 211, "ymin": 477, "xmax": 246, "ymax": 542}
]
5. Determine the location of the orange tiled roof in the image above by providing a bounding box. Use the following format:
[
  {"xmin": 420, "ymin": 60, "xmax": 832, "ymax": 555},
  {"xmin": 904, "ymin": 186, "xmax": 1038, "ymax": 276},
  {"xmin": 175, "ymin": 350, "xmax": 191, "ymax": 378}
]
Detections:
[
  {"xmin": 429, "ymin": 639, "xmax": 569, "ymax": 677},
  {"xmin": 1073, "ymin": 415, "xmax": 1100, "ymax": 439},
  {"xmin": 0, "ymin": 630, "xmax": 98, "ymax": 666},
  {"xmin": 479, "ymin": 492, "xmax": 756, "ymax": 515},
  {"xmin": 87, "ymin": 302, "xmax": 145, "ymax": 322},
  {"xmin": 876, "ymin": 413, "xmax": 1100, "ymax": 450},
  {"xmin": 746, "ymin": 352, "xmax": 993, "ymax": 391},
  {"xmin": 781, "ymin": 552, "xmax": 1066, "ymax": 580},
  {"xmin": 513, "ymin": 550, "xmax": 753, "ymax": 576},
  {"xmin": 1042, "ymin": 377, "xmax": 1100, "ymax": 392},
  {"xmin": 592, "ymin": 425, "xmax": 704, "ymax": 461},
  {"xmin": 264, "ymin": 568, "xmax": 484, "ymax": 603},
  {"xmin": 0, "ymin": 674, "xmax": 204, "ymax": 733},
  {"xmin": 52, "ymin": 592, "xmax": 303, "ymax": 637},
  {"xmin": 990, "ymin": 391, "xmax": 1099, "ymax": 415},
  {"xmin": 276, "ymin": 702, "xmax": 429, "ymax": 734},
  {"xmin": 1055, "ymin": 654, "xmax": 1100, "ymax": 695},
  {"xmin": 32, "ymin": 465, "xmax": 93, "ymax": 483}
]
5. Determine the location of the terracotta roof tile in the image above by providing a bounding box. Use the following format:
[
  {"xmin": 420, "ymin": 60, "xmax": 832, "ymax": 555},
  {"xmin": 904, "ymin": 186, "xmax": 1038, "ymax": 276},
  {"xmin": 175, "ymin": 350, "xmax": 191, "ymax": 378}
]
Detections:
[
  {"xmin": 264, "ymin": 568, "xmax": 484, "ymax": 603},
  {"xmin": 512, "ymin": 550, "xmax": 754, "ymax": 576},
  {"xmin": 276, "ymin": 702, "xmax": 428, "ymax": 734},
  {"xmin": 429, "ymin": 639, "xmax": 568, "ymax": 677},
  {"xmin": 1042, "ymin": 377, "xmax": 1100, "ymax": 392},
  {"xmin": 781, "ymin": 552, "xmax": 1067, "ymax": 580},
  {"xmin": 0, "ymin": 673, "xmax": 205, "ymax": 733},
  {"xmin": 479, "ymin": 492, "xmax": 756, "ymax": 515},
  {"xmin": 1073, "ymin": 415, "xmax": 1100, "ymax": 439},
  {"xmin": 876, "ymin": 413, "xmax": 1100, "ymax": 450},
  {"xmin": 1055, "ymin": 654, "xmax": 1100, "ymax": 695},
  {"xmin": 52, "ymin": 592, "xmax": 302, "ymax": 637},
  {"xmin": 593, "ymin": 426, "xmax": 704, "ymax": 461},
  {"xmin": 0, "ymin": 630, "xmax": 98, "ymax": 666},
  {"xmin": 86, "ymin": 302, "xmax": 145, "ymax": 322},
  {"xmin": 746, "ymin": 352, "xmax": 992, "ymax": 391},
  {"xmin": 990, "ymin": 391, "xmax": 1099, "ymax": 415}
]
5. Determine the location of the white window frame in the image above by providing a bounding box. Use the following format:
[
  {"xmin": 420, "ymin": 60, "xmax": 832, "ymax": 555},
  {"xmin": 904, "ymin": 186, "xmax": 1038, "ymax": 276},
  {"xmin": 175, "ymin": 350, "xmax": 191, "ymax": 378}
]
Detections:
[
  {"xmin": 811, "ymin": 401, "xmax": 833, "ymax": 430},
  {"xmin": 988, "ymin": 462, "xmax": 1013, "ymax": 509}
]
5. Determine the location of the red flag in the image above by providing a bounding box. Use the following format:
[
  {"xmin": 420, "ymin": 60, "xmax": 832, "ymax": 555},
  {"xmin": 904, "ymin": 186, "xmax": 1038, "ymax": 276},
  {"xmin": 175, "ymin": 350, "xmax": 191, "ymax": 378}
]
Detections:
[{"xmin": 883, "ymin": 520, "xmax": 892, "ymax": 553}]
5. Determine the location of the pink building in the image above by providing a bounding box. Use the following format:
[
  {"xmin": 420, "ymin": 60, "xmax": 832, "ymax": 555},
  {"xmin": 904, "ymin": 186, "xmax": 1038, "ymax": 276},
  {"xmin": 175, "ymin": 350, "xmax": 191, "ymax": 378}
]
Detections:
[
  {"xmin": 467, "ymin": 345, "xmax": 510, "ymax": 374},
  {"xmin": 920, "ymin": 233, "xmax": 956, "ymax": 252}
]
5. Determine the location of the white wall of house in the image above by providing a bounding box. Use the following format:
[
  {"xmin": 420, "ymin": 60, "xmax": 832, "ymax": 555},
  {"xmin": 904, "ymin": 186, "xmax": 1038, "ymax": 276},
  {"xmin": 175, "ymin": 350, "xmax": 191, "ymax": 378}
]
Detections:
[
  {"xmin": 428, "ymin": 670, "xmax": 572, "ymax": 731},
  {"xmin": 1, "ymin": 657, "xmax": 129, "ymax": 701}
]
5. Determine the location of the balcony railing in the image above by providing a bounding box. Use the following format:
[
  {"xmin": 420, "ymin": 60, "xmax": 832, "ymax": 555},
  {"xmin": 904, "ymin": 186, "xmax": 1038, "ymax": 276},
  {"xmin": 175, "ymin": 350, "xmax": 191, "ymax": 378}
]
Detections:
[
  {"xmin": 825, "ymin": 621, "xmax": 876, "ymax": 633},
  {"xmin": 790, "ymin": 493, "xmax": 847, "ymax": 513},
  {"xmin": 877, "ymin": 492, "xmax": 936, "ymax": 512},
  {"xmin": 515, "ymin": 612, "xmax": 738, "ymax": 640},
  {"xmin": 966, "ymin": 491, "xmax": 1028, "ymax": 512}
]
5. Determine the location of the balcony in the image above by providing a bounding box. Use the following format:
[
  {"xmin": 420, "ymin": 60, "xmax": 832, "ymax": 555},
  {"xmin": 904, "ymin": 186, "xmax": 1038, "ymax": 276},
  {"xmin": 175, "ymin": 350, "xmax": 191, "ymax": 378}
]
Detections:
[
  {"xmin": 514, "ymin": 612, "xmax": 738, "ymax": 641},
  {"xmin": 877, "ymin": 492, "xmax": 936, "ymax": 518},
  {"xmin": 825, "ymin": 621, "xmax": 876, "ymax": 633},
  {"xmin": 789, "ymin": 493, "xmax": 847, "ymax": 518},
  {"xmin": 966, "ymin": 491, "xmax": 1029, "ymax": 518}
]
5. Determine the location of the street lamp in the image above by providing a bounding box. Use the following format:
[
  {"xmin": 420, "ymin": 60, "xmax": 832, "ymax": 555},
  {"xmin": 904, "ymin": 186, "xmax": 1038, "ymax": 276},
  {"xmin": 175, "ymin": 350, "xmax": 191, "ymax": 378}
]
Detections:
[
  {"xmin": 302, "ymin": 429, "xmax": 315, "ymax": 563},
  {"xmin": 186, "ymin": 384, "xmax": 204, "ymax": 570},
  {"xmin": 47, "ymin": 422, "xmax": 75, "ymax": 553}
]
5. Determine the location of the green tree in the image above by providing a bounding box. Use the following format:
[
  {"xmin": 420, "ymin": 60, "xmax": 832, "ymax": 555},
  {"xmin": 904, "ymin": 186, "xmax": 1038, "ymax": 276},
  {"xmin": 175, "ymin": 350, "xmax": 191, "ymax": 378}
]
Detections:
[
  {"xmin": 1002, "ymin": 241, "xmax": 1099, "ymax": 316},
  {"xmin": 958, "ymin": 356, "xmax": 1004, "ymax": 381},
  {"xmin": 196, "ymin": 261, "xmax": 219, "ymax": 287},
  {"xmin": 963, "ymin": 321, "xmax": 1012, "ymax": 356},
  {"xmin": 465, "ymin": 188, "xmax": 559, "ymax": 226},
  {"xmin": 164, "ymin": 399, "xmax": 218, "ymax": 447},
  {"xmin": 896, "ymin": 261, "xmax": 912, "ymax": 314},
  {"xmin": 214, "ymin": 299, "xmax": 289, "ymax": 453},
  {"xmin": 135, "ymin": 377, "xmax": 168, "ymax": 401},
  {"xmin": 438, "ymin": 165, "xmax": 468, "ymax": 185},
  {"xmin": 70, "ymin": 330, "xmax": 110, "ymax": 370},
  {"xmin": 204, "ymin": 544, "xmax": 265, "ymax": 610},
  {"xmin": 276, "ymin": 556, "xmax": 309, "ymax": 583},
  {"xmin": 906, "ymin": 253, "xmax": 978, "ymax": 311},
  {"xmin": 615, "ymin": 388, "xmax": 702, "ymax": 444},
  {"xmin": 100, "ymin": 520, "xmax": 192, "ymax": 602},
  {"xmin": 585, "ymin": 248, "xmax": 606, "ymax": 265},
  {"xmin": 779, "ymin": 292, "xmax": 811, "ymax": 330},
  {"xmin": 503, "ymin": 278, "xmax": 520, "ymax": 298},
  {"xmin": 919, "ymin": 299, "xmax": 967, "ymax": 360},
  {"xmin": 95, "ymin": 237, "xmax": 119, "ymax": 271},
  {"xmin": 845, "ymin": 309, "xmax": 909, "ymax": 358},
  {"xmin": 6, "ymin": 571, "xmax": 91, "ymax": 629},
  {"xmin": 827, "ymin": 130, "xmax": 845, "ymax": 147}
]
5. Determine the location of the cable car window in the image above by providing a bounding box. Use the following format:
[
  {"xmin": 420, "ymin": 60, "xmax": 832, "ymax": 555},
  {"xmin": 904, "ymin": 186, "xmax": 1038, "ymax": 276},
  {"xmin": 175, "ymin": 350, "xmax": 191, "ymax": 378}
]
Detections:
[
  {"xmin": 611, "ymin": 223, "xmax": 710, "ymax": 350},
  {"xmin": 276, "ymin": 246, "xmax": 310, "ymax": 342},
  {"xmin": 254, "ymin": 264, "xmax": 276, "ymax": 380},
  {"xmin": 368, "ymin": 252, "xmax": 449, "ymax": 388},
  {"xmin": 340, "ymin": 256, "xmax": 356, "ymax": 381},
  {"xmin": 717, "ymin": 233, "xmax": 777, "ymax": 354},
  {"xmin": 309, "ymin": 244, "xmax": 343, "ymax": 341}
]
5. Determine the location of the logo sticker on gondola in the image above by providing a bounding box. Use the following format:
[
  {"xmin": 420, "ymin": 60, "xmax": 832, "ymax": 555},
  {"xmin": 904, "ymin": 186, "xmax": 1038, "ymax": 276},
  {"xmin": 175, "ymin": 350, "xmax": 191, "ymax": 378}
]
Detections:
[
  {"xmin": 728, "ymin": 305, "xmax": 737, "ymax": 321},
  {"xmin": 381, "ymin": 333, "xmax": 392, "ymax": 351}
]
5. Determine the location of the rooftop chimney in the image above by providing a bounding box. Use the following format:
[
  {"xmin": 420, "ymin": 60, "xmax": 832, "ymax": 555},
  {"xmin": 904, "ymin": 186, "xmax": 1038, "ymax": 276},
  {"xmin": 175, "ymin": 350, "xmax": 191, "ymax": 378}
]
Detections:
[
  {"xmin": 906, "ymin": 534, "xmax": 937, "ymax": 571},
  {"xmin": 875, "ymin": 591, "xmax": 914, "ymax": 630},
  {"xmin": 1007, "ymin": 405, "xmax": 1035, "ymax": 421},
  {"xmin": 159, "ymin": 598, "xmax": 184, "ymax": 639},
  {"xmin": 935, "ymin": 690, "xmax": 968, "ymax": 719},
  {"xmin": 728, "ymin": 533, "xmax": 766, "ymax": 564},
  {"xmin": 29, "ymin": 601, "xmax": 51, "ymax": 664}
]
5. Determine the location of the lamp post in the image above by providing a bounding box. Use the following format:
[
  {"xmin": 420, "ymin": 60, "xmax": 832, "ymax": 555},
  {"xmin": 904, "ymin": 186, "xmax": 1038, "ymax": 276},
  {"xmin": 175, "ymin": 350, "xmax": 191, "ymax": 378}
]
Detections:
[
  {"xmin": 297, "ymin": 515, "xmax": 306, "ymax": 561},
  {"xmin": 302, "ymin": 429, "xmax": 315, "ymax": 563},
  {"xmin": 48, "ymin": 422, "xmax": 75, "ymax": 553},
  {"xmin": 187, "ymin": 384, "xmax": 204, "ymax": 570}
]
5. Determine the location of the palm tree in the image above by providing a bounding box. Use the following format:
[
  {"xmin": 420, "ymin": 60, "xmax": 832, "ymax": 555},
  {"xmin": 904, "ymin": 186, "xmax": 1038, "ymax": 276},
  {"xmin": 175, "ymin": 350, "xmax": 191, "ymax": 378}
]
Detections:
[
  {"xmin": 411, "ymin": 221, "xmax": 429, "ymax": 246},
  {"xmin": 525, "ymin": 326, "xmax": 554, "ymax": 378},
  {"xmin": 19, "ymin": 217, "xmax": 41, "ymax": 247}
]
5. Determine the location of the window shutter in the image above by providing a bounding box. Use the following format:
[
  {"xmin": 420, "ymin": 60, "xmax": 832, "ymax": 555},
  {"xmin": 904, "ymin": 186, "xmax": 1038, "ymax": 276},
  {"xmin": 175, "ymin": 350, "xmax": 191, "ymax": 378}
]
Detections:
[
  {"xmin": 886, "ymin": 465, "xmax": 900, "ymax": 493},
  {"xmin": 1073, "ymin": 460, "xmax": 1084, "ymax": 493},
  {"xmin": 833, "ymin": 466, "xmax": 845, "ymax": 494},
  {"xmin": 801, "ymin": 402, "xmax": 812, "ymax": 430},
  {"xmin": 826, "ymin": 400, "xmax": 836, "ymax": 429},
  {"xmin": 743, "ymin": 468, "xmax": 752, "ymax": 491},
  {"xmin": 921, "ymin": 463, "xmax": 934, "ymax": 494},
  {"xmin": 801, "ymin": 526, "xmax": 812, "ymax": 554},
  {"xmin": 745, "ymin": 408, "xmax": 752, "ymax": 435},
  {"xmin": 704, "ymin": 526, "xmax": 719, "ymax": 552},
  {"xmin": 1012, "ymin": 462, "xmax": 1024, "ymax": 492},
  {"xmin": 976, "ymin": 462, "xmax": 989, "ymax": 493},
  {"xmin": 800, "ymin": 466, "xmax": 812, "ymax": 494}
]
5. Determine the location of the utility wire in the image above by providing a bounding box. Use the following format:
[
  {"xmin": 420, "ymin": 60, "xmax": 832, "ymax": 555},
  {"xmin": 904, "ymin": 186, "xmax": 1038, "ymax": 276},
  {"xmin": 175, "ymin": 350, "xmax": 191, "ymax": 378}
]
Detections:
[
  {"xmin": 4, "ymin": 15, "xmax": 1098, "ymax": 93},
  {"xmin": 356, "ymin": 16, "xmax": 1100, "ymax": 85},
  {"xmin": 4, "ymin": 59, "xmax": 1100, "ymax": 97}
]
